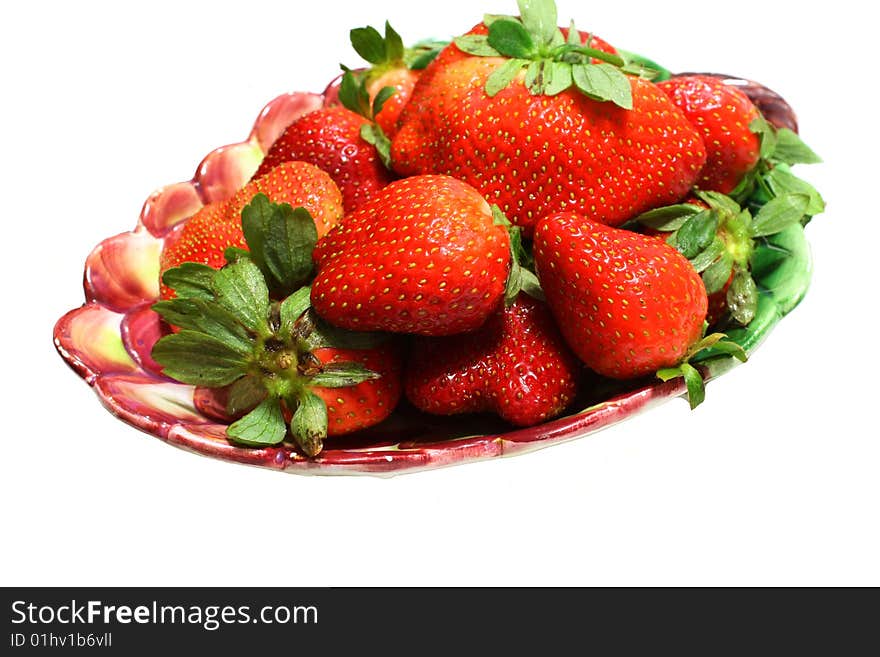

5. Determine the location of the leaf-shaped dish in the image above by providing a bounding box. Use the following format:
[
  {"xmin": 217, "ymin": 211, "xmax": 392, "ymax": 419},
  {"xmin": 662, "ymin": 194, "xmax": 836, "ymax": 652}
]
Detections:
[{"xmin": 53, "ymin": 78, "xmax": 812, "ymax": 476}]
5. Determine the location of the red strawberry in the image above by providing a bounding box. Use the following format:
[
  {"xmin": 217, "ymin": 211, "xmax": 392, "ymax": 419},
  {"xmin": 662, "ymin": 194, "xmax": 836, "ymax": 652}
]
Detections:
[
  {"xmin": 311, "ymin": 174, "xmax": 511, "ymax": 336},
  {"xmin": 253, "ymin": 105, "xmax": 393, "ymax": 213},
  {"xmin": 311, "ymin": 344, "xmax": 402, "ymax": 436},
  {"xmin": 406, "ymin": 294, "xmax": 580, "ymax": 426},
  {"xmin": 159, "ymin": 161, "xmax": 343, "ymax": 299},
  {"xmin": 533, "ymin": 212, "xmax": 707, "ymax": 379},
  {"xmin": 341, "ymin": 21, "xmax": 444, "ymax": 139},
  {"xmin": 367, "ymin": 67, "xmax": 420, "ymax": 138},
  {"xmin": 191, "ymin": 341, "xmax": 402, "ymax": 444},
  {"xmin": 657, "ymin": 75, "xmax": 761, "ymax": 193},
  {"xmin": 153, "ymin": 195, "xmax": 402, "ymax": 457},
  {"xmin": 391, "ymin": 12, "xmax": 705, "ymax": 235}
]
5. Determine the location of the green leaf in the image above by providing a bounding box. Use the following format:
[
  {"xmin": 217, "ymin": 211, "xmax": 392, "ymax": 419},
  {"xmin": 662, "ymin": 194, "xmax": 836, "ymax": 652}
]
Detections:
[
  {"xmin": 566, "ymin": 20, "xmax": 580, "ymax": 46},
  {"xmin": 525, "ymin": 60, "xmax": 545, "ymax": 94},
  {"xmin": 290, "ymin": 391, "xmax": 328, "ymax": 457},
  {"xmin": 279, "ymin": 286, "xmax": 312, "ymax": 337},
  {"xmin": 764, "ymin": 166, "xmax": 825, "ymax": 216},
  {"xmin": 454, "ymin": 34, "xmax": 501, "ymax": 57},
  {"xmin": 487, "ymin": 18, "xmax": 536, "ymax": 58},
  {"xmin": 485, "ymin": 59, "xmax": 527, "ymax": 96},
  {"xmin": 483, "ymin": 14, "xmax": 519, "ymax": 27},
  {"xmin": 407, "ymin": 43, "xmax": 445, "ymax": 70},
  {"xmin": 519, "ymin": 269, "xmax": 545, "ymax": 301},
  {"xmin": 227, "ymin": 397, "xmax": 287, "ymax": 447},
  {"xmin": 620, "ymin": 61, "xmax": 661, "ymax": 80},
  {"xmin": 680, "ymin": 362, "xmax": 706, "ymax": 409},
  {"xmin": 262, "ymin": 205, "xmax": 318, "ymax": 294},
  {"xmin": 371, "ymin": 85, "xmax": 397, "ymax": 118},
  {"xmin": 689, "ymin": 236, "xmax": 726, "ymax": 274},
  {"xmin": 505, "ymin": 257, "xmax": 524, "ymax": 306},
  {"xmin": 152, "ymin": 330, "xmax": 250, "ymax": 387},
  {"xmin": 517, "ymin": 0, "xmax": 558, "ymax": 47},
  {"xmin": 303, "ymin": 314, "xmax": 388, "ymax": 350},
  {"xmin": 695, "ymin": 190, "xmax": 741, "ymax": 216},
  {"xmin": 543, "ymin": 61, "xmax": 573, "ymax": 95},
  {"xmin": 614, "ymin": 49, "xmax": 672, "ymax": 82},
  {"xmin": 161, "ymin": 262, "xmax": 216, "ymax": 301},
  {"xmin": 771, "ymin": 128, "xmax": 822, "ymax": 165},
  {"xmin": 750, "ymin": 193, "xmax": 811, "ymax": 237},
  {"xmin": 491, "ymin": 204, "xmax": 512, "ymax": 227},
  {"xmin": 212, "ymin": 258, "xmax": 271, "ymax": 338},
  {"xmin": 659, "ymin": 363, "xmax": 705, "ymax": 409},
  {"xmin": 384, "ymin": 21, "xmax": 405, "ymax": 63},
  {"xmin": 223, "ymin": 246, "xmax": 250, "ymax": 265},
  {"xmin": 750, "ymin": 116, "xmax": 778, "ymax": 160},
  {"xmin": 698, "ymin": 340, "xmax": 748, "ymax": 363},
  {"xmin": 226, "ymin": 375, "xmax": 267, "ymax": 417},
  {"xmin": 309, "ymin": 362, "xmax": 380, "ymax": 389},
  {"xmin": 634, "ymin": 203, "xmax": 701, "ymax": 232},
  {"xmin": 240, "ymin": 193, "xmax": 273, "ymax": 272},
  {"xmin": 360, "ymin": 123, "xmax": 393, "ymax": 169},
  {"xmin": 350, "ymin": 26, "xmax": 386, "ymax": 65},
  {"xmin": 572, "ymin": 63, "xmax": 632, "ymax": 109},
  {"xmin": 673, "ymin": 210, "xmax": 718, "ymax": 259},
  {"xmin": 727, "ymin": 269, "xmax": 758, "ymax": 326},
  {"xmin": 151, "ymin": 299, "xmax": 253, "ymax": 354},
  {"xmin": 702, "ymin": 251, "xmax": 734, "ymax": 295},
  {"xmin": 337, "ymin": 68, "xmax": 371, "ymax": 118}
]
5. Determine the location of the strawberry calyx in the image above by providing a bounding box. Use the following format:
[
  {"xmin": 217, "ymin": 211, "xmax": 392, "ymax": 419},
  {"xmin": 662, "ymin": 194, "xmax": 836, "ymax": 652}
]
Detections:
[
  {"xmin": 343, "ymin": 22, "xmax": 446, "ymax": 168},
  {"xmin": 492, "ymin": 205, "xmax": 544, "ymax": 305},
  {"xmin": 635, "ymin": 186, "xmax": 817, "ymax": 328},
  {"xmin": 452, "ymin": 0, "xmax": 657, "ymax": 107},
  {"xmin": 349, "ymin": 21, "xmax": 446, "ymax": 77},
  {"xmin": 731, "ymin": 115, "xmax": 825, "ymax": 217},
  {"xmin": 657, "ymin": 332, "xmax": 748, "ymax": 409},
  {"xmin": 336, "ymin": 68, "xmax": 394, "ymax": 169},
  {"xmin": 151, "ymin": 195, "xmax": 386, "ymax": 456}
]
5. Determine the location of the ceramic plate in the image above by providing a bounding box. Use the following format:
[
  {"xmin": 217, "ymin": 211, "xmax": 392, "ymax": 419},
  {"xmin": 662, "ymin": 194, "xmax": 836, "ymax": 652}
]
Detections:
[{"xmin": 53, "ymin": 76, "xmax": 812, "ymax": 476}]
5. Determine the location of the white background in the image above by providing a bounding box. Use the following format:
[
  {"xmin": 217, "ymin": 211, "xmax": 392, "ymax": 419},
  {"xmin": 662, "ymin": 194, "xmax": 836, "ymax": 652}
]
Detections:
[{"xmin": 2, "ymin": 0, "xmax": 876, "ymax": 586}]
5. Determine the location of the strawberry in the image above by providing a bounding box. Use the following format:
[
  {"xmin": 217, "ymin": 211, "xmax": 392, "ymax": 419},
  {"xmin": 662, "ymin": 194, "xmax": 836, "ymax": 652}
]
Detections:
[
  {"xmin": 391, "ymin": 0, "xmax": 706, "ymax": 234},
  {"xmin": 367, "ymin": 67, "xmax": 420, "ymax": 138},
  {"xmin": 406, "ymin": 293, "xmax": 580, "ymax": 426},
  {"xmin": 634, "ymin": 187, "xmax": 824, "ymax": 329},
  {"xmin": 152, "ymin": 196, "xmax": 402, "ymax": 456},
  {"xmin": 252, "ymin": 104, "xmax": 393, "ymax": 213},
  {"xmin": 533, "ymin": 211, "xmax": 746, "ymax": 407},
  {"xmin": 311, "ymin": 174, "xmax": 511, "ymax": 336},
  {"xmin": 159, "ymin": 161, "xmax": 343, "ymax": 299},
  {"xmin": 344, "ymin": 22, "xmax": 445, "ymax": 138},
  {"xmin": 310, "ymin": 344, "xmax": 401, "ymax": 437},
  {"xmin": 657, "ymin": 75, "xmax": 761, "ymax": 194}
]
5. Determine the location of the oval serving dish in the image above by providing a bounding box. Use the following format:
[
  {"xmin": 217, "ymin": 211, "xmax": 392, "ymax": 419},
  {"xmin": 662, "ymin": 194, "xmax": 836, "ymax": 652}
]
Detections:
[{"xmin": 53, "ymin": 76, "xmax": 812, "ymax": 476}]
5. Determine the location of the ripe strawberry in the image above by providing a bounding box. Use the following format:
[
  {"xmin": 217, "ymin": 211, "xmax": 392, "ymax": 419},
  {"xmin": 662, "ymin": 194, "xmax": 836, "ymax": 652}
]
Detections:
[
  {"xmin": 192, "ymin": 342, "xmax": 402, "ymax": 446},
  {"xmin": 311, "ymin": 344, "xmax": 401, "ymax": 437},
  {"xmin": 367, "ymin": 67, "xmax": 420, "ymax": 138},
  {"xmin": 311, "ymin": 174, "xmax": 511, "ymax": 336},
  {"xmin": 159, "ymin": 161, "xmax": 343, "ymax": 299},
  {"xmin": 533, "ymin": 212, "xmax": 708, "ymax": 380},
  {"xmin": 252, "ymin": 105, "xmax": 393, "ymax": 213},
  {"xmin": 153, "ymin": 196, "xmax": 402, "ymax": 456},
  {"xmin": 406, "ymin": 293, "xmax": 580, "ymax": 426},
  {"xmin": 657, "ymin": 75, "xmax": 761, "ymax": 193},
  {"xmin": 342, "ymin": 21, "xmax": 446, "ymax": 139},
  {"xmin": 391, "ymin": 4, "xmax": 705, "ymax": 235}
]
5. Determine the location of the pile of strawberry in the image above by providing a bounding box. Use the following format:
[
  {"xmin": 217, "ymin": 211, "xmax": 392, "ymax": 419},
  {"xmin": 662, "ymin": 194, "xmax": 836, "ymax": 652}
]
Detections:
[{"xmin": 152, "ymin": 0, "xmax": 824, "ymax": 456}]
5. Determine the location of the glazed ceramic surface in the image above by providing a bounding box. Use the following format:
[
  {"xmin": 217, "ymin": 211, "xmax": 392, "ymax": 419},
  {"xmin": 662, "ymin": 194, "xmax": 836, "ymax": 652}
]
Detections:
[{"xmin": 53, "ymin": 78, "xmax": 812, "ymax": 476}]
